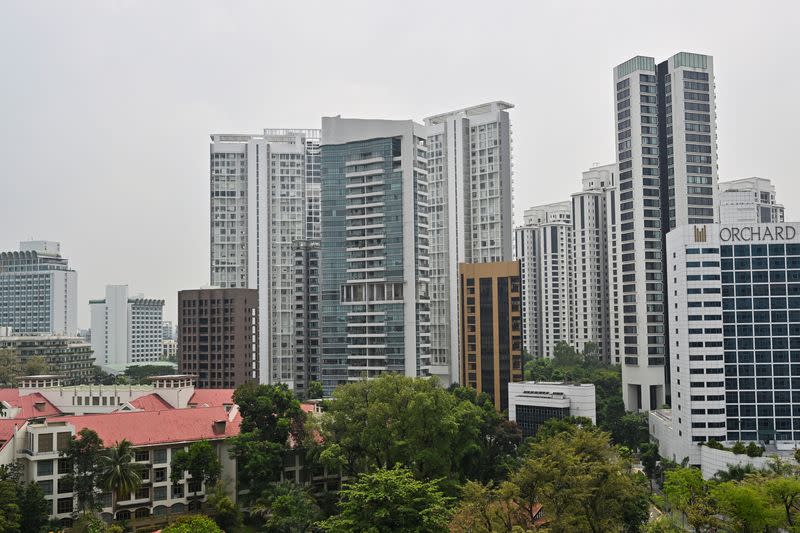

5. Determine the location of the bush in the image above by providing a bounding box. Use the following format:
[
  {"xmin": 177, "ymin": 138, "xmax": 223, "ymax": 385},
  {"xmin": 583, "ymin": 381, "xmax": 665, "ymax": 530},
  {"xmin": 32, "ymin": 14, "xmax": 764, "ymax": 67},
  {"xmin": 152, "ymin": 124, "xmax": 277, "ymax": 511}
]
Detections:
[
  {"xmin": 162, "ymin": 515, "xmax": 223, "ymax": 533},
  {"xmin": 731, "ymin": 441, "xmax": 747, "ymax": 455},
  {"xmin": 745, "ymin": 442, "xmax": 764, "ymax": 457},
  {"xmin": 704, "ymin": 440, "xmax": 724, "ymax": 450}
]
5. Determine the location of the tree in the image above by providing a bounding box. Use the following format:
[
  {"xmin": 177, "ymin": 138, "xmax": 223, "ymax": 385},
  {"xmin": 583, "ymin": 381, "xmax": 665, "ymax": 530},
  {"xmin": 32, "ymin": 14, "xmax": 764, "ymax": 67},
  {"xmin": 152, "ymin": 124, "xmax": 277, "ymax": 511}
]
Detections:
[
  {"xmin": 610, "ymin": 412, "xmax": 649, "ymax": 450},
  {"xmin": 23, "ymin": 355, "xmax": 50, "ymax": 376},
  {"xmin": 18, "ymin": 482, "xmax": 49, "ymax": 533},
  {"xmin": 319, "ymin": 466, "xmax": 452, "ymax": 533},
  {"xmin": 763, "ymin": 476, "xmax": 800, "ymax": 527},
  {"xmin": 449, "ymin": 480, "xmax": 540, "ymax": 533},
  {"xmin": 318, "ymin": 375, "xmax": 487, "ymax": 486},
  {"xmin": 0, "ymin": 480, "xmax": 21, "ymax": 533},
  {"xmin": 162, "ymin": 515, "xmax": 222, "ymax": 533},
  {"xmin": 513, "ymin": 426, "xmax": 648, "ymax": 533},
  {"xmin": 663, "ymin": 467, "xmax": 722, "ymax": 533},
  {"xmin": 640, "ymin": 442, "xmax": 661, "ymax": 491},
  {"xmin": 642, "ymin": 515, "xmax": 684, "ymax": 533},
  {"xmin": 171, "ymin": 440, "xmax": 221, "ymax": 506},
  {"xmin": 205, "ymin": 482, "xmax": 241, "ymax": 532},
  {"xmin": 251, "ymin": 481, "xmax": 321, "ymax": 533},
  {"xmin": 0, "ymin": 348, "xmax": 20, "ymax": 387},
  {"xmin": 97, "ymin": 439, "xmax": 144, "ymax": 519},
  {"xmin": 228, "ymin": 383, "xmax": 305, "ymax": 499},
  {"xmin": 307, "ymin": 381, "xmax": 324, "ymax": 399},
  {"xmin": 62, "ymin": 428, "xmax": 105, "ymax": 513},
  {"xmin": 712, "ymin": 463, "xmax": 759, "ymax": 482},
  {"xmin": 745, "ymin": 442, "xmax": 764, "ymax": 457},
  {"xmin": 712, "ymin": 480, "xmax": 781, "ymax": 532}
]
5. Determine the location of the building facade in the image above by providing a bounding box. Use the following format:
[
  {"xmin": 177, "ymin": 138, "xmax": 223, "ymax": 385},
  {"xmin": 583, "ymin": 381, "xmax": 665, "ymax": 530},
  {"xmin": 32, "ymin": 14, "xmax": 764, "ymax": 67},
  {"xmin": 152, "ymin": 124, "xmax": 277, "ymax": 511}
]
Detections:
[
  {"xmin": 0, "ymin": 334, "xmax": 94, "ymax": 384},
  {"xmin": 319, "ymin": 117, "xmax": 431, "ymax": 394},
  {"xmin": 90, "ymin": 285, "xmax": 164, "ymax": 367},
  {"xmin": 424, "ymin": 102, "xmax": 515, "ymax": 384},
  {"xmin": 293, "ymin": 239, "xmax": 320, "ymax": 397},
  {"xmin": 210, "ymin": 129, "xmax": 321, "ymax": 387},
  {"xmin": 719, "ymin": 177, "xmax": 784, "ymax": 225},
  {"xmin": 0, "ymin": 241, "xmax": 77, "ymax": 336},
  {"xmin": 458, "ymin": 261, "xmax": 523, "ymax": 411},
  {"xmin": 653, "ymin": 222, "xmax": 800, "ymax": 466},
  {"xmin": 613, "ymin": 52, "xmax": 718, "ymax": 411},
  {"xmin": 508, "ymin": 381, "xmax": 596, "ymax": 438},
  {"xmin": 513, "ymin": 202, "xmax": 572, "ymax": 359},
  {"xmin": 178, "ymin": 288, "xmax": 258, "ymax": 389}
]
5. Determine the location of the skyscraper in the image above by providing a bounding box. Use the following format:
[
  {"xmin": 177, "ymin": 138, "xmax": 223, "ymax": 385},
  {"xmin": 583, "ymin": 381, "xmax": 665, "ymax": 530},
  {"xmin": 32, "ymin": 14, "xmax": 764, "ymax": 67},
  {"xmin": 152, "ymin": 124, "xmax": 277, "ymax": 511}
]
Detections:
[
  {"xmin": 319, "ymin": 117, "xmax": 431, "ymax": 394},
  {"xmin": 209, "ymin": 129, "xmax": 321, "ymax": 385},
  {"xmin": 424, "ymin": 102, "xmax": 515, "ymax": 384},
  {"xmin": 0, "ymin": 241, "xmax": 77, "ymax": 335},
  {"xmin": 719, "ymin": 177, "xmax": 784, "ymax": 224},
  {"xmin": 292, "ymin": 239, "xmax": 320, "ymax": 397},
  {"xmin": 613, "ymin": 52, "xmax": 718, "ymax": 411}
]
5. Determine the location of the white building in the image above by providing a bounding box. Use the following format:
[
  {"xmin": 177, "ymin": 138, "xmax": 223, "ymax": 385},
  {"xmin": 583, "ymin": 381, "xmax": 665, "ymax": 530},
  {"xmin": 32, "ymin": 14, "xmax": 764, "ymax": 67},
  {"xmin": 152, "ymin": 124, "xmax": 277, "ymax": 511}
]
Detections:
[
  {"xmin": 651, "ymin": 222, "xmax": 800, "ymax": 471},
  {"xmin": 613, "ymin": 52, "xmax": 718, "ymax": 411},
  {"xmin": 0, "ymin": 241, "xmax": 77, "ymax": 336},
  {"xmin": 319, "ymin": 117, "xmax": 431, "ymax": 394},
  {"xmin": 571, "ymin": 165, "xmax": 615, "ymax": 360},
  {"xmin": 719, "ymin": 177, "xmax": 784, "ymax": 224},
  {"xmin": 161, "ymin": 339, "xmax": 177, "ymax": 361},
  {"xmin": 161, "ymin": 320, "xmax": 174, "ymax": 340},
  {"xmin": 514, "ymin": 202, "xmax": 572, "ymax": 359},
  {"xmin": 210, "ymin": 130, "xmax": 321, "ymax": 386},
  {"xmin": 90, "ymin": 285, "xmax": 164, "ymax": 367},
  {"xmin": 423, "ymin": 102, "xmax": 514, "ymax": 384},
  {"xmin": 508, "ymin": 381, "xmax": 596, "ymax": 438}
]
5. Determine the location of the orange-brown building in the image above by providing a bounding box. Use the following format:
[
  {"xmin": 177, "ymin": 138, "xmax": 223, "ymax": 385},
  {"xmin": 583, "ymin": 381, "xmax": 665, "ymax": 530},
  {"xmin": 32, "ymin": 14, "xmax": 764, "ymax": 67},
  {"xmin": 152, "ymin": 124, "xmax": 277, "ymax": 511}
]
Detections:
[{"xmin": 459, "ymin": 261, "xmax": 523, "ymax": 411}]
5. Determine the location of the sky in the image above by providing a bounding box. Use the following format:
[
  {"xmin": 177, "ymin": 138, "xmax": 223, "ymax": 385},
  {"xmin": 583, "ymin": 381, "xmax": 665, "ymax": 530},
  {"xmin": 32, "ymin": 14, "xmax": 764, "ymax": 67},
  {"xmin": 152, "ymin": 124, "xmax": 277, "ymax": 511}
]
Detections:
[{"xmin": 1, "ymin": 0, "xmax": 799, "ymax": 328}]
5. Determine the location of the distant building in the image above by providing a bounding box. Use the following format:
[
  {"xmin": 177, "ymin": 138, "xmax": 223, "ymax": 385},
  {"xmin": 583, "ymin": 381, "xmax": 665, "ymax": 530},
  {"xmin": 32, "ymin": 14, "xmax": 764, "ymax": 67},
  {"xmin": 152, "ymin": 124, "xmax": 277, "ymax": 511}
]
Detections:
[
  {"xmin": 458, "ymin": 261, "xmax": 523, "ymax": 411},
  {"xmin": 292, "ymin": 240, "xmax": 320, "ymax": 397},
  {"xmin": 161, "ymin": 321, "xmax": 174, "ymax": 340},
  {"xmin": 90, "ymin": 285, "xmax": 164, "ymax": 367},
  {"xmin": 0, "ymin": 241, "xmax": 77, "ymax": 335},
  {"xmin": 719, "ymin": 177, "xmax": 785, "ymax": 224},
  {"xmin": 508, "ymin": 381, "xmax": 597, "ymax": 438},
  {"xmin": 424, "ymin": 102, "xmax": 515, "ymax": 385},
  {"xmin": 0, "ymin": 335, "xmax": 94, "ymax": 384},
  {"xmin": 178, "ymin": 288, "xmax": 258, "ymax": 388},
  {"xmin": 161, "ymin": 339, "xmax": 177, "ymax": 361}
]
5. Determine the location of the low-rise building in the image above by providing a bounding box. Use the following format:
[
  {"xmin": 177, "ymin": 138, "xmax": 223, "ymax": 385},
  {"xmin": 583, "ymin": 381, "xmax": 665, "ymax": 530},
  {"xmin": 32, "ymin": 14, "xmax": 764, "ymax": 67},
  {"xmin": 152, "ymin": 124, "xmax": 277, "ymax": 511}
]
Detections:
[
  {"xmin": 0, "ymin": 335, "xmax": 95, "ymax": 384},
  {"xmin": 508, "ymin": 381, "xmax": 596, "ymax": 438}
]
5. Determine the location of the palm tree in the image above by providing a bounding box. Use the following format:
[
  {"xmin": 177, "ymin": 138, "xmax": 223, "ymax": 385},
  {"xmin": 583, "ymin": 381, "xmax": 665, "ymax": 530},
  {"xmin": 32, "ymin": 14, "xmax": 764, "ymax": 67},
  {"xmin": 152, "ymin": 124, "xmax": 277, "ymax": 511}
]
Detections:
[{"xmin": 97, "ymin": 439, "xmax": 144, "ymax": 521}]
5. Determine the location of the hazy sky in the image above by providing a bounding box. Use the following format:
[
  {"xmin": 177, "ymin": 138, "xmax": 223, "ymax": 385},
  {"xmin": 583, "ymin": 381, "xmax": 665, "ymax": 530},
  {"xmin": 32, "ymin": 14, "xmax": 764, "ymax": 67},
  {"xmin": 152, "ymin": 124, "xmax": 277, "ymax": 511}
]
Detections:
[{"xmin": 1, "ymin": 0, "xmax": 798, "ymax": 328}]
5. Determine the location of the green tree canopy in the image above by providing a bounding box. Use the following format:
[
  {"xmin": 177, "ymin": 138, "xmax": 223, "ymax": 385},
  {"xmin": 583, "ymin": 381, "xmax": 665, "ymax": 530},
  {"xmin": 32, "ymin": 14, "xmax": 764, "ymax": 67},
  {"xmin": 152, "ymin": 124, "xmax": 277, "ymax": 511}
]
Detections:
[
  {"xmin": 162, "ymin": 514, "xmax": 223, "ymax": 533},
  {"xmin": 171, "ymin": 440, "xmax": 221, "ymax": 499},
  {"xmin": 62, "ymin": 428, "xmax": 105, "ymax": 513},
  {"xmin": 319, "ymin": 466, "xmax": 452, "ymax": 533},
  {"xmin": 97, "ymin": 439, "xmax": 144, "ymax": 518},
  {"xmin": 251, "ymin": 481, "xmax": 321, "ymax": 533}
]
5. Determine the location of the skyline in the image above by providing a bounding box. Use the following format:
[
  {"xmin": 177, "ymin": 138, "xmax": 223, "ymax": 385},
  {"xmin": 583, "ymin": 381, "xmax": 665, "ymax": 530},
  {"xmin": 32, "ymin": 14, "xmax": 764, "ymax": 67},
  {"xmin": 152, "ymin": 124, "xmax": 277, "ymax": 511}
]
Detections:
[{"xmin": 2, "ymin": 1, "xmax": 799, "ymax": 327}]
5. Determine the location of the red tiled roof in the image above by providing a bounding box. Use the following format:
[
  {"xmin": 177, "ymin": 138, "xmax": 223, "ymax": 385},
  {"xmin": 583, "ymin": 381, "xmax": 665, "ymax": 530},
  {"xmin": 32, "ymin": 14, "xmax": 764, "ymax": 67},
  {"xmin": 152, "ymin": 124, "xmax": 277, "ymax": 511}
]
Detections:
[
  {"xmin": 300, "ymin": 403, "xmax": 316, "ymax": 413},
  {"xmin": 0, "ymin": 419, "xmax": 24, "ymax": 451},
  {"xmin": 128, "ymin": 393, "xmax": 174, "ymax": 411},
  {"xmin": 0, "ymin": 389, "xmax": 61, "ymax": 418},
  {"xmin": 48, "ymin": 406, "xmax": 241, "ymax": 447},
  {"xmin": 188, "ymin": 389, "xmax": 235, "ymax": 407}
]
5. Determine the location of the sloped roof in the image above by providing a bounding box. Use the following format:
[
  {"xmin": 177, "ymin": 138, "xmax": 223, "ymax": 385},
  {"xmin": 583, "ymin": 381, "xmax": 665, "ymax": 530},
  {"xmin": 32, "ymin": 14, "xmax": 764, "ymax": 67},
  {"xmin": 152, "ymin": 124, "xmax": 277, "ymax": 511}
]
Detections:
[
  {"xmin": 48, "ymin": 406, "xmax": 241, "ymax": 447},
  {"xmin": 187, "ymin": 389, "xmax": 235, "ymax": 407},
  {"xmin": 0, "ymin": 419, "xmax": 24, "ymax": 451},
  {"xmin": 0, "ymin": 389, "xmax": 62, "ymax": 418},
  {"xmin": 127, "ymin": 393, "xmax": 174, "ymax": 411}
]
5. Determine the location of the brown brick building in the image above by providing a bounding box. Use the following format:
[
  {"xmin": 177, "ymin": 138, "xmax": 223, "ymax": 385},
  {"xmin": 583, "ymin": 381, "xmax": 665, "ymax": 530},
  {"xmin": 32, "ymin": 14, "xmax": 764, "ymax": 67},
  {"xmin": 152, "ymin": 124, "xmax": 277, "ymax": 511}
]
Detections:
[
  {"xmin": 178, "ymin": 288, "xmax": 258, "ymax": 388},
  {"xmin": 459, "ymin": 261, "xmax": 523, "ymax": 411}
]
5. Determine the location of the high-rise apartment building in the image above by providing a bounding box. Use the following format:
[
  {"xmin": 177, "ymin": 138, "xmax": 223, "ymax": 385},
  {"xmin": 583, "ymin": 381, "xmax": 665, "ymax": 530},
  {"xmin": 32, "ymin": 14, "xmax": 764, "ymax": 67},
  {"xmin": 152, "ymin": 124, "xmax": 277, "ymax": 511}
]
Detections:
[
  {"xmin": 719, "ymin": 177, "xmax": 784, "ymax": 224},
  {"xmin": 161, "ymin": 321, "xmax": 174, "ymax": 340},
  {"xmin": 90, "ymin": 285, "xmax": 164, "ymax": 367},
  {"xmin": 513, "ymin": 202, "xmax": 572, "ymax": 359},
  {"xmin": 292, "ymin": 239, "xmax": 320, "ymax": 397},
  {"xmin": 571, "ymin": 165, "xmax": 615, "ymax": 359},
  {"xmin": 177, "ymin": 288, "xmax": 258, "ymax": 388},
  {"xmin": 613, "ymin": 52, "xmax": 718, "ymax": 411},
  {"xmin": 209, "ymin": 129, "xmax": 321, "ymax": 386},
  {"xmin": 0, "ymin": 333, "xmax": 95, "ymax": 384},
  {"xmin": 458, "ymin": 261, "xmax": 523, "ymax": 411},
  {"xmin": 423, "ymin": 102, "xmax": 514, "ymax": 384},
  {"xmin": 653, "ymin": 222, "xmax": 800, "ymax": 467},
  {"xmin": 319, "ymin": 117, "xmax": 431, "ymax": 394},
  {"xmin": 0, "ymin": 241, "xmax": 77, "ymax": 335}
]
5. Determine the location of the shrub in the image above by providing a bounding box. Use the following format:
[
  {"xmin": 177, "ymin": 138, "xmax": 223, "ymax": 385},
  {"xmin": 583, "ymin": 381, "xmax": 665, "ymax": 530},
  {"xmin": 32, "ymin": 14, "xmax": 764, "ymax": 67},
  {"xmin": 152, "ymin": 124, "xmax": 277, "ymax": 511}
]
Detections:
[{"xmin": 745, "ymin": 442, "xmax": 764, "ymax": 457}]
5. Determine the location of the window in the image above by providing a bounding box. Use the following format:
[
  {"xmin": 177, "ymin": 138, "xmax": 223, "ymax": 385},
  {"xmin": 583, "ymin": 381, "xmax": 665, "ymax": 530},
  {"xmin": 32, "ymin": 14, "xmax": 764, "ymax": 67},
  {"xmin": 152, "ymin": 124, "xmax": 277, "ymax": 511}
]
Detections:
[
  {"xmin": 37, "ymin": 459, "xmax": 53, "ymax": 477},
  {"xmin": 38, "ymin": 433, "xmax": 53, "ymax": 453},
  {"xmin": 38, "ymin": 480, "xmax": 53, "ymax": 496},
  {"xmin": 56, "ymin": 432, "xmax": 71, "ymax": 452},
  {"xmin": 153, "ymin": 449, "xmax": 167, "ymax": 464},
  {"xmin": 58, "ymin": 477, "xmax": 73, "ymax": 494},
  {"xmin": 135, "ymin": 450, "xmax": 149, "ymax": 462},
  {"xmin": 58, "ymin": 458, "xmax": 72, "ymax": 475},
  {"xmin": 171, "ymin": 484, "xmax": 184, "ymax": 499},
  {"xmin": 154, "ymin": 486, "xmax": 167, "ymax": 501},
  {"xmin": 154, "ymin": 468, "xmax": 167, "ymax": 482},
  {"xmin": 135, "ymin": 487, "xmax": 150, "ymax": 500},
  {"xmin": 57, "ymin": 497, "xmax": 74, "ymax": 514}
]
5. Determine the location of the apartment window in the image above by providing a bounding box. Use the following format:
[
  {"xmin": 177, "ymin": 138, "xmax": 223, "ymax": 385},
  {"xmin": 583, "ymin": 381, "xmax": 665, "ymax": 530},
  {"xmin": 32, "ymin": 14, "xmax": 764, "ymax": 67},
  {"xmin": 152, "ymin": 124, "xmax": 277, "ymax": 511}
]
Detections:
[
  {"xmin": 38, "ymin": 433, "xmax": 53, "ymax": 453},
  {"xmin": 135, "ymin": 486, "xmax": 150, "ymax": 500},
  {"xmin": 58, "ymin": 458, "xmax": 71, "ymax": 475},
  {"xmin": 37, "ymin": 459, "xmax": 53, "ymax": 477},
  {"xmin": 57, "ymin": 477, "xmax": 73, "ymax": 494},
  {"xmin": 38, "ymin": 480, "xmax": 53, "ymax": 496},
  {"xmin": 153, "ymin": 449, "xmax": 167, "ymax": 464},
  {"xmin": 57, "ymin": 497, "xmax": 74, "ymax": 514},
  {"xmin": 171, "ymin": 484, "xmax": 184, "ymax": 499},
  {"xmin": 154, "ymin": 468, "xmax": 167, "ymax": 483},
  {"xmin": 56, "ymin": 432, "xmax": 71, "ymax": 452},
  {"xmin": 135, "ymin": 450, "xmax": 149, "ymax": 462},
  {"xmin": 154, "ymin": 486, "xmax": 167, "ymax": 501}
]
